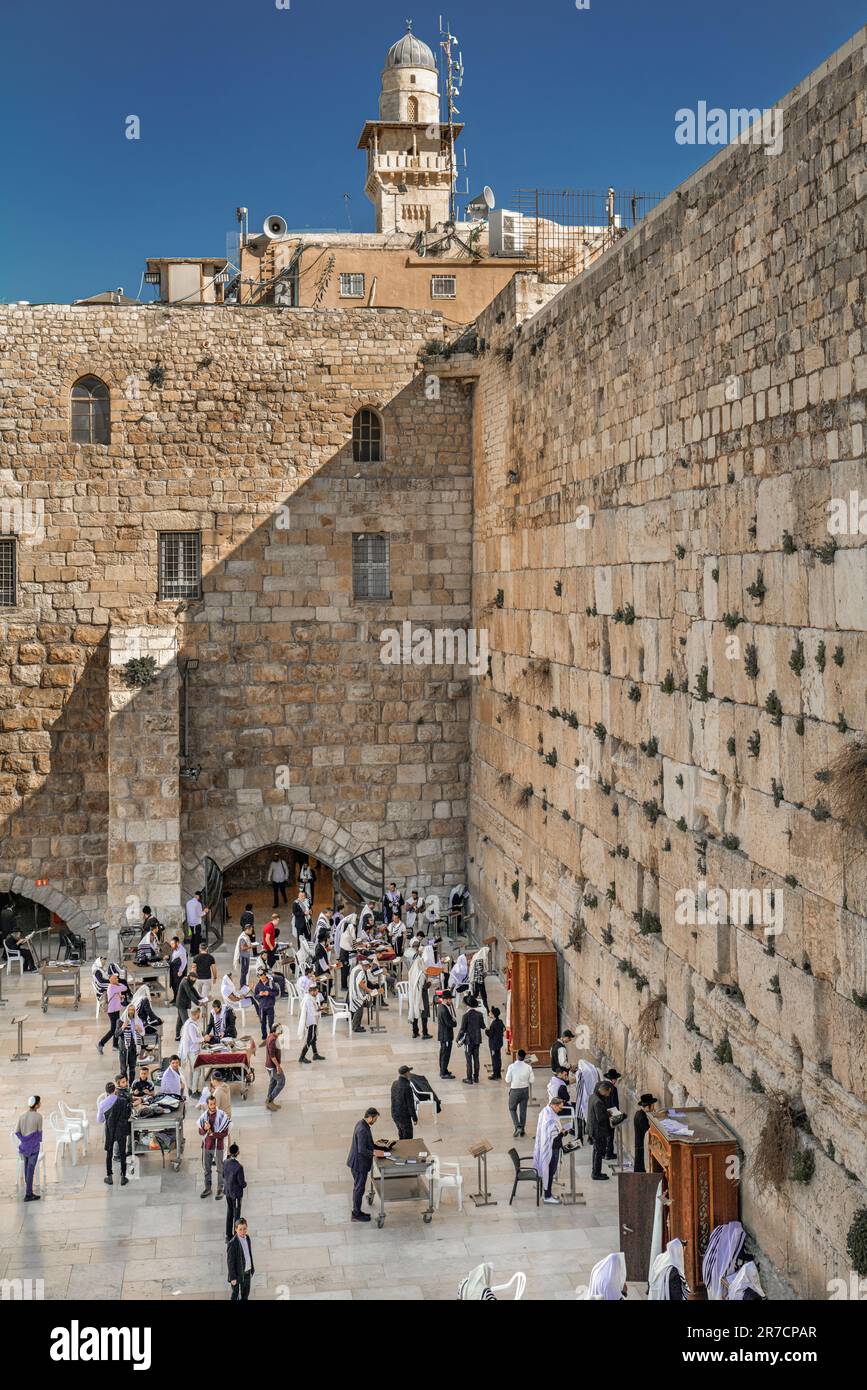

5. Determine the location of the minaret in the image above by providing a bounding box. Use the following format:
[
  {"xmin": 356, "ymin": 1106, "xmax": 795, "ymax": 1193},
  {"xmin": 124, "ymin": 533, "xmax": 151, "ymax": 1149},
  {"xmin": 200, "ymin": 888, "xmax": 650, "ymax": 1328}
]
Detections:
[{"xmin": 357, "ymin": 21, "xmax": 462, "ymax": 234}]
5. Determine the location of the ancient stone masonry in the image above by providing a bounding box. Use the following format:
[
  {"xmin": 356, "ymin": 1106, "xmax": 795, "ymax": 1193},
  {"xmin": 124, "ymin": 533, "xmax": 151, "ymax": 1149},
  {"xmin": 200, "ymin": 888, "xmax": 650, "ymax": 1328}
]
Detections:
[
  {"xmin": 0, "ymin": 306, "xmax": 473, "ymax": 927},
  {"xmin": 463, "ymin": 30, "xmax": 867, "ymax": 1295}
]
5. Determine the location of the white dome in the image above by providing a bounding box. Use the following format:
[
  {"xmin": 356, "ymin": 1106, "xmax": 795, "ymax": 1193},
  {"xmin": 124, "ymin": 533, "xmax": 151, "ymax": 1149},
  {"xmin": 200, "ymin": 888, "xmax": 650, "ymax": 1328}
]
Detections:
[{"xmin": 385, "ymin": 26, "xmax": 437, "ymax": 72}]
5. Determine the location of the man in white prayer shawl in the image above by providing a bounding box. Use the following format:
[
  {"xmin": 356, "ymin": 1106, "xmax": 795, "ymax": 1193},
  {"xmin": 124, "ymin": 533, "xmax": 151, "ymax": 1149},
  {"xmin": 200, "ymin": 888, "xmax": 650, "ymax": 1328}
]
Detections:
[
  {"xmin": 725, "ymin": 1260, "xmax": 765, "ymax": 1301},
  {"xmin": 179, "ymin": 1007, "xmax": 203, "ymax": 1088},
  {"xmin": 702, "ymin": 1219, "xmax": 746, "ymax": 1300},
  {"xmin": 407, "ymin": 954, "xmax": 432, "ymax": 1039},
  {"xmin": 649, "ymin": 1237, "xmax": 689, "ymax": 1300},
  {"xmin": 583, "ymin": 1252, "xmax": 627, "ymax": 1300},
  {"xmin": 448, "ymin": 952, "xmax": 469, "ymax": 995},
  {"xmin": 576, "ymin": 1059, "xmax": 601, "ymax": 1122},
  {"xmin": 533, "ymin": 1096, "xmax": 567, "ymax": 1204}
]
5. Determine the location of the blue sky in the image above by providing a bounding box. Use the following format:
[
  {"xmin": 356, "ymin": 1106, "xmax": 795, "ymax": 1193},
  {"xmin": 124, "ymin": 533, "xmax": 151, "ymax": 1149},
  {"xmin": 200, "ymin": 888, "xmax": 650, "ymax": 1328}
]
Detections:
[{"xmin": 1, "ymin": 0, "xmax": 863, "ymax": 303}]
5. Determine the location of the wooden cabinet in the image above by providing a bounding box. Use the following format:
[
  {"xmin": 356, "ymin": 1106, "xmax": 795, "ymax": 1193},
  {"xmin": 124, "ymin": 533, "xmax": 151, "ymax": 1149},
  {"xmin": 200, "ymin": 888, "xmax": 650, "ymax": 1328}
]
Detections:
[
  {"xmin": 505, "ymin": 938, "xmax": 558, "ymax": 1057},
  {"xmin": 647, "ymin": 1108, "xmax": 740, "ymax": 1298}
]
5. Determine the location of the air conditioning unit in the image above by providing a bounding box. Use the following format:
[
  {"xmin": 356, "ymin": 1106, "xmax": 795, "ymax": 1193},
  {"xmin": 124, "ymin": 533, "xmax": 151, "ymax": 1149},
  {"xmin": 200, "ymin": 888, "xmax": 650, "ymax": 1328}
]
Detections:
[{"xmin": 488, "ymin": 209, "xmax": 524, "ymax": 257}]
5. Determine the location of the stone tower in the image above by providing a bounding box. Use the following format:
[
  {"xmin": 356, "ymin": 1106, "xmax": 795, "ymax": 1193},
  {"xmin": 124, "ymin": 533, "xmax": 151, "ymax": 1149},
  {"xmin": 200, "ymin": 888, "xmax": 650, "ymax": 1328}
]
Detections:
[{"xmin": 358, "ymin": 22, "xmax": 461, "ymax": 234}]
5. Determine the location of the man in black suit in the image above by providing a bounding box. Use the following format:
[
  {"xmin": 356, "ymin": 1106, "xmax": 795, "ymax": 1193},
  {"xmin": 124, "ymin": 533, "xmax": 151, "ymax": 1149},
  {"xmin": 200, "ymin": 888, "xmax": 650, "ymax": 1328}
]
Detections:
[
  {"xmin": 227, "ymin": 1218, "xmax": 254, "ymax": 1300},
  {"xmin": 346, "ymin": 1108, "xmax": 387, "ymax": 1222},
  {"xmin": 437, "ymin": 988, "xmax": 456, "ymax": 1079},
  {"xmin": 457, "ymin": 995, "xmax": 485, "ymax": 1085},
  {"xmin": 104, "ymin": 1074, "xmax": 132, "ymax": 1186},
  {"xmin": 589, "ymin": 1081, "xmax": 614, "ymax": 1181},
  {"xmin": 174, "ymin": 967, "xmax": 199, "ymax": 1042},
  {"xmin": 390, "ymin": 1065, "xmax": 417, "ymax": 1140}
]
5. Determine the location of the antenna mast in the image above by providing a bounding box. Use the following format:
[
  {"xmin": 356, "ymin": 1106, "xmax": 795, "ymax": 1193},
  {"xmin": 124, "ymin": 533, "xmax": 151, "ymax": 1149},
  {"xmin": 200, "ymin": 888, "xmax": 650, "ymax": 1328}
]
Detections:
[{"xmin": 438, "ymin": 16, "xmax": 463, "ymax": 224}]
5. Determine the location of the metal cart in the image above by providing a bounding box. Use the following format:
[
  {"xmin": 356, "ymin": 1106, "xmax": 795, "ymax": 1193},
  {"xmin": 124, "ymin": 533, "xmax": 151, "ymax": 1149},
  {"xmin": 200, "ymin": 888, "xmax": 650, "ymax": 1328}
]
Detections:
[
  {"xmin": 129, "ymin": 1103, "xmax": 186, "ymax": 1171},
  {"xmin": 369, "ymin": 1137, "xmax": 435, "ymax": 1229},
  {"xmin": 40, "ymin": 962, "xmax": 81, "ymax": 1012},
  {"xmin": 194, "ymin": 1045, "xmax": 254, "ymax": 1099}
]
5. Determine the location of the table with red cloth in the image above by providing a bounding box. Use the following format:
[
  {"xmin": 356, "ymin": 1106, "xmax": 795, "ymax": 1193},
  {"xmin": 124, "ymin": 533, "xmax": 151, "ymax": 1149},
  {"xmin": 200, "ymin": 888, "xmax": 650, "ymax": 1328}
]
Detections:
[{"xmin": 194, "ymin": 1039, "xmax": 255, "ymax": 1098}]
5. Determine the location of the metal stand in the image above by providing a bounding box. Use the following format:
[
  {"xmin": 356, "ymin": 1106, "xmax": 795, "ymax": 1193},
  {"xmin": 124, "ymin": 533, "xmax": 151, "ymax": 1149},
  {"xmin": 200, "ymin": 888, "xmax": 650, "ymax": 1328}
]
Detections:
[
  {"xmin": 0, "ymin": 961, "xmax": 6, "ymax": 1006},
  {"xmin": 368, "ymin": 989, "xmax": 387, "ymax": 1034},
  {"xmin": 11, "ymin": 1014, "xmax": 29, "ymax": 1061},
  {"xmin": 559, "ymin": 1143, "xmax": 587, "ymax": 1205},
  {"xmin": 470, "ymin": 1149, "xmax": 497, "ymax": 1207}
]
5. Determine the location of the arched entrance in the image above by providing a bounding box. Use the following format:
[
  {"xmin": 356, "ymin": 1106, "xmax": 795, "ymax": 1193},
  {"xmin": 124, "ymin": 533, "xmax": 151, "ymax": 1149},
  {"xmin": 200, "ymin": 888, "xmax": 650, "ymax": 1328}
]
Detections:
[
  {"xmin": 0, "ymin": 874, "xmax": 95, "ymax": 960},
  {"xmin": 182, "ymin": 809, "xmax": 385, "ymax": 937}
]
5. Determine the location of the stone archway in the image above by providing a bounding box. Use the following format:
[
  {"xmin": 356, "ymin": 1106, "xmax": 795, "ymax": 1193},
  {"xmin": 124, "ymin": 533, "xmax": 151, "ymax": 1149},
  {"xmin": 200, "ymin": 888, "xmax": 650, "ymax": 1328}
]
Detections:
[
  {"xmin": 0, "ymin": 872, "xmax": 95, "ymax": 937},
  {"xmin": 181, "ymin": 807, "xmax": 375, "ymax": 898}
]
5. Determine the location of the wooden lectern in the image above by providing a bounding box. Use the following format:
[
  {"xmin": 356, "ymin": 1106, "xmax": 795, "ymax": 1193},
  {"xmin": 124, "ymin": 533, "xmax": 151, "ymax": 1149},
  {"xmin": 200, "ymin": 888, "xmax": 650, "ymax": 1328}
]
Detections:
[
  {"xmin": 505, "ymin": 938, "xmax": 558, "ymax": 1056},
  {"xmin": 647, "ymin": 1108, "xmax": 740, "ymax": 1297}
]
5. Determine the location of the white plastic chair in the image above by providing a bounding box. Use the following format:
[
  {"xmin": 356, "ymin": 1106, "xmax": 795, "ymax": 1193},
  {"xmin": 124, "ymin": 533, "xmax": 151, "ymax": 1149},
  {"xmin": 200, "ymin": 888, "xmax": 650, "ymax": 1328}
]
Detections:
[
  {"xmin": 329, "ymin": 995, "xmax": 352, "ymax": 1037},
  {"xmin": 58, "ymin": 1102, "xmax": 89, "ymax": 1155},
  {"xmin": 396, "ymin": 980, "xmax": 410, "ymax": 1017},
  {"xmin": 48, "ymin": 1111, "xmax": 83, "ymax": 1166},
  {"xmin": 490, "ymin": 1272, "xmax": 526, "ymax": 1300},
  {"xmin": 285, "ymin": 981, "xmax": 300, "ymax": 1017},
  {"xmin": 431, "ymin": 1156, "xmax": 463, "ymax": 1211},
  {"xmin": 4, "ymin": 939, "xmax": 24, "ymax": 976},
  {"xmin": 10, "ymin": 1130, "xmax": 47, "ymax": 1192}
]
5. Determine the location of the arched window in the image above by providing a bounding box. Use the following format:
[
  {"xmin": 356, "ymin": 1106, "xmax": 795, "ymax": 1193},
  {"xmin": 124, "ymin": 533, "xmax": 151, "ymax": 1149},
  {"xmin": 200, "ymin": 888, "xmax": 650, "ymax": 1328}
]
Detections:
[
  {"xmin": 70, "ymin": 375, "xmax": 110, "ymax": 444},
  {"xmin": 407, "ymin": 95, "xmax": 419, "ymax": 122},
  {"xmin": 352, "ymin": 408, "xmax": 383, "ymax": 463}
]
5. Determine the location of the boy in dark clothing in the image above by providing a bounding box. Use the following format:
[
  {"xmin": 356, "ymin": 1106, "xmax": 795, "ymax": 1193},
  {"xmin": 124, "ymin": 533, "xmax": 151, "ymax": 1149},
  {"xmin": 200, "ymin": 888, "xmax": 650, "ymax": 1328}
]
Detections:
[
  {"xmin": 222, "ymin": 1142, "xmax": 247, "ymax": 1242},
  {"xmin": 486, "ymin": 1006, "xmax": 505, "ymax": 1079}
]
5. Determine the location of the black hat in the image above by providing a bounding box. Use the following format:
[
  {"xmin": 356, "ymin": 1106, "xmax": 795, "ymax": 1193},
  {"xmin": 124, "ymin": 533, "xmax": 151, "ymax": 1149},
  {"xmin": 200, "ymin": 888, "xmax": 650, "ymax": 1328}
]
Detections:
[
  {"xmin": 398, "ymin": 1065, "xmax": 413, "ymax": 1075},
  {"xmin": 639, "ymin": 1093, "xmax": 658, "ymax": 1106},
  {"xmin": 604, "ymin": 1068, "xmax": 622, "ymax": 1080}
]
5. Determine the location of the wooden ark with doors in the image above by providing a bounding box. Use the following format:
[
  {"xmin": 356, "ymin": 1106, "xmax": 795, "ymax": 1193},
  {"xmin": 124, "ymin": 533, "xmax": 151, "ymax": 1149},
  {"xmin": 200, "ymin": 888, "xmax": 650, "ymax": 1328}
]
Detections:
[
  {"xmin": 504, "ymin": 938, "xmax": 558, "ymax": 1057},
  {"xmin": 648, "ymin": 1107, "xmax": 740, "ymax": 1297}
]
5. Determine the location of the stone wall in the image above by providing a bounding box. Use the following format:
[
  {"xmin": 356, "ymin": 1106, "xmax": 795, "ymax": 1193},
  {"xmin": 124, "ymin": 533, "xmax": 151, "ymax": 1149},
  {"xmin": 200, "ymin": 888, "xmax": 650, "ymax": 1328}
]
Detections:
[
  {"xmin": 0, "ymin": 304, "xmax": 473, "ymax": 932},
  {"xmin": 465, "ymin": 30, "xmax": 867, "ymax": 1295}
]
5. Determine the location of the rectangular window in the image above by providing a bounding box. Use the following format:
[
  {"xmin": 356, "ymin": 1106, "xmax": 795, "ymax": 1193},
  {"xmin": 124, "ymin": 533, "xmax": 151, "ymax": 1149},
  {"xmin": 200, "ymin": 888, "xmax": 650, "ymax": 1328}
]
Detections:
[
  {"xmin": 352, "ymin": 533, "xmax": 390, "ymax": 600},
  {"xmin": 339, "ymin": 273, "xmax": 365, "ymax": 299},
  {"xmin": 0, "ymin": 537, "xmax": 16, "ymax": 606},
  {"xmin": 431, "ymin": 275, "xmax": 457, "ymax": 299},
  {"xmin": 159, "ymin": 531, "xmax": 201, "ymax": 601}
]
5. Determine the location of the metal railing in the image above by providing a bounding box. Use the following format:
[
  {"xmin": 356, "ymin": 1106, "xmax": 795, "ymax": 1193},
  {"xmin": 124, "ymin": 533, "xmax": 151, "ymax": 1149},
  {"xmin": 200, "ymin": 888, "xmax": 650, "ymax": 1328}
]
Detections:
[{"xmin": 513, "ymin": 187, "xmax": 667, "ymax": 283}]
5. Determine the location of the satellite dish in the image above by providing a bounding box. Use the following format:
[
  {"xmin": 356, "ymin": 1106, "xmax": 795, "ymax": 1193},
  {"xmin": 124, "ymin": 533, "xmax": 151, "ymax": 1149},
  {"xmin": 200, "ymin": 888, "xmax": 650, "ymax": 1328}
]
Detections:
[
  {"xmin": 262, "ymin": 214, "xmax": 288, "ymax": 239},
  {"xmin": 466, "ymin": 186, "xmax": 496, "ymax": 219}
]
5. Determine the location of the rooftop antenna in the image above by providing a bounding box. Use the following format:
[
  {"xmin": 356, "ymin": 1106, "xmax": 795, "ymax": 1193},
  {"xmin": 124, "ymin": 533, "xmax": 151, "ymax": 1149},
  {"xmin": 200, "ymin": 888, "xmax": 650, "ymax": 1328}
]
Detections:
[
  {"xmin": 438, "ymin": 16, "xmax": 463, "ymax": 224},
  {"xmin": 343, "ymin": 192, "xmax": 353, "ymax": 231}
]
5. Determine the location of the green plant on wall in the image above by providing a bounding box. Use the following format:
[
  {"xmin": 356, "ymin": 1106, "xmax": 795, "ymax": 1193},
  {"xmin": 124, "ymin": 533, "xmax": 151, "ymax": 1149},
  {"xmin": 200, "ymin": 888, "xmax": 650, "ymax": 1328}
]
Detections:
[{"xmin": 122, "ymin": 656, "xmax": 158, "ymax": 687}]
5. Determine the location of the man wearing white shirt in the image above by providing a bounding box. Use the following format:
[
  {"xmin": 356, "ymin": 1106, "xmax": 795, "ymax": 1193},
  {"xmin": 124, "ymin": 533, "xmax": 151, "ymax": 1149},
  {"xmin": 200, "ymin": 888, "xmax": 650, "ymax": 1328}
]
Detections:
[
  {"xmin": 267, "ymin": 852, "xmax": 291, "ymax": 909},
  {"xmin": 179, "ymin": 1007, "xmax": 203, "ymax": 1088},
  {"xmin": 505, "ymin": 1050, "xmax": 535, "ymax": 1138},
  {"xmin": 185, "ymin": 892, "xmax": 208, "ymax": 955},
  {"xmin": 338, "ymin": 916, "xmax": 357, "ymax": 992},
  {"xmin": 297, "ymin": 983, "xmax": 325, "ymax": 1064}
]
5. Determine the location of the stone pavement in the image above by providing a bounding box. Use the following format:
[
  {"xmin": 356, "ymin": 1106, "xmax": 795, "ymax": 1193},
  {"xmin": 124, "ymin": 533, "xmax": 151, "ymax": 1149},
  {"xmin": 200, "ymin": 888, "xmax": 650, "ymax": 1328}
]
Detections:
[{"xmin": 0, "ymin": 950, "xmax": 637, "ymax": 1301}]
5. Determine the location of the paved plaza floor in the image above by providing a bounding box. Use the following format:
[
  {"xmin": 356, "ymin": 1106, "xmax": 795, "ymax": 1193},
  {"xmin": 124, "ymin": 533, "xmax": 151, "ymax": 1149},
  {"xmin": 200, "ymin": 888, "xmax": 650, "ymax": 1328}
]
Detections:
[{"xmin": 0, "ymin": 946, "xmax": 636, "ymax": 1301}]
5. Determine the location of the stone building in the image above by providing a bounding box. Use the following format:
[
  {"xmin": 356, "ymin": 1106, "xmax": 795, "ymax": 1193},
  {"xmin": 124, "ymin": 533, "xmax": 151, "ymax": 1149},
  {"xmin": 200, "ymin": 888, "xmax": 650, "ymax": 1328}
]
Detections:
[{"xmin": 0, "ymin": 22, "xmax": 865, "ymax": 1297}]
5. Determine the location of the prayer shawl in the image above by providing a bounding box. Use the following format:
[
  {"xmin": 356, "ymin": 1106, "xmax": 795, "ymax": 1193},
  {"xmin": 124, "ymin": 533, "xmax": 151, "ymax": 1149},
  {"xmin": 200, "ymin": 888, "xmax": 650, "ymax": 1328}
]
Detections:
[
  {"xmin": 405, "ymin": 898, "xmax": 423, "ymax": 931},
  {"xmin": 128, "ymin": 984, "xmax": 153, "ymax": 1014},
  {"xmin": 649, "ymin": 1238, "xmax": 689, "ymax": 1301},
  {"xmin": 726, "ymin": 1261, "xmax": 765, "ymax": 1301},
  {"xmin": 422, "ymin": 942, "xmax": 436, "ymax": 969},
  {"xmin": 533, "ymin": 1103, "xmax": 563, "ymax": 1180},
  {"xmin": 471, "ymin": 947, "xmax": 490, "ymax": 984},
  {"xmin": 358, "ymin": 905, "xmax": 374, "ymax": 932},
  {"xmin": 179, "ymin": 1017, "xmax": 202, "ymax": 1062},
  {"xmin": 449, "ymin": 953, "xmax": 469, "ymax": 992},
  {"xmin": 649, "ymin": 1180, "xmax": 664, "ymax": 1272},
  {"xmin": 296, "ymin": 992, "xmax": 319, "ymax": 1039},
  {"xmin": 296, "ymin": 936, "xmax": 314, "ymax": 975},
  {"xmin": 407, "ymin": 957, "xmax": 427, "ymax": 1023},
  {"xmin": 458, "ymin": 1263, "xmax": 497, "ymax": 1301},
  {"xmin": 348, "ymin": 964, "xmax": 368, "ymax": 1011},
  {"xmin": 577, "ymin": 1059, "xmax": 601, "ymax": 1121},
  {"xmin": 584, "ymin": 1252, "xmax": 626, "ymax": 1301},
  {"xmin": 316, "ymin": 912, "xmax": 331, "ymax": 935},
  {"xmin": 198, "ymin": 1106, "xmax": 230, "ymax": 1146},
  {"xmin": 547, "ymin": 1075, "xmax": 569, "ymax": 1102},
  {"xmin": 232, "ymin": 931, "xmax": 252, "ymax": 969},
  {"xmin": 703, "ymin": 1220, "xmax": 746, "ymax": 1301}
]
